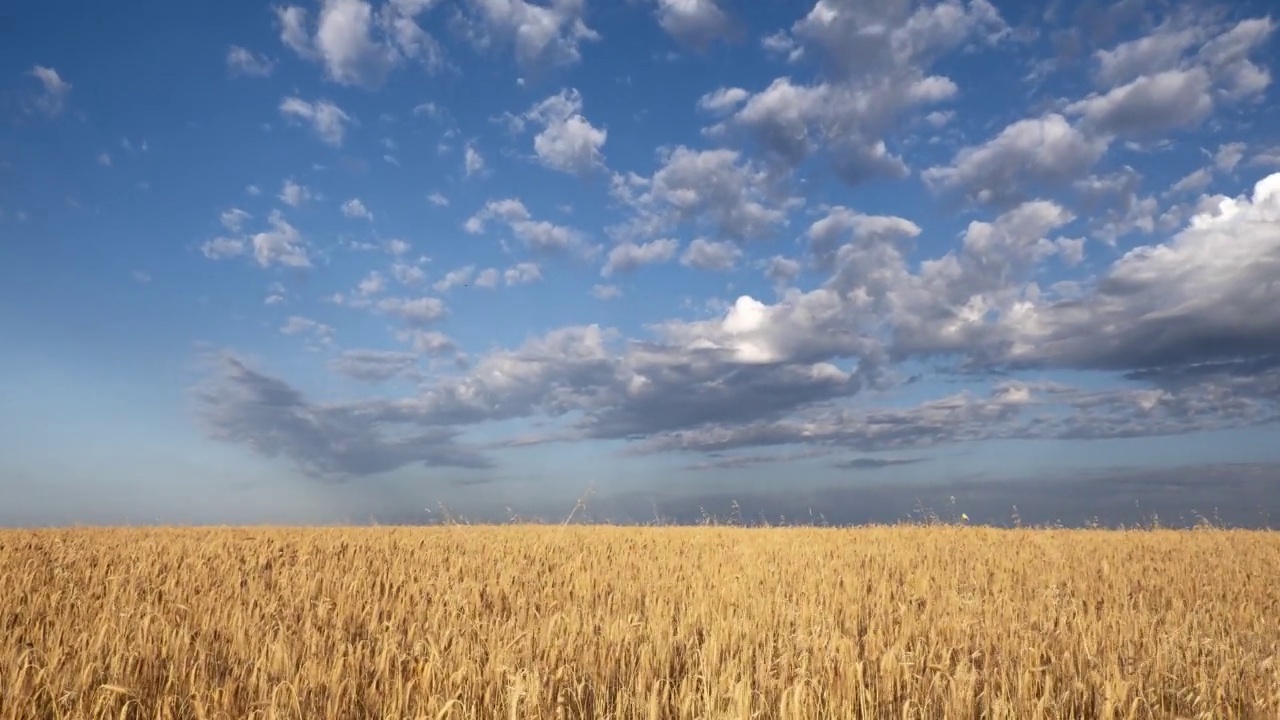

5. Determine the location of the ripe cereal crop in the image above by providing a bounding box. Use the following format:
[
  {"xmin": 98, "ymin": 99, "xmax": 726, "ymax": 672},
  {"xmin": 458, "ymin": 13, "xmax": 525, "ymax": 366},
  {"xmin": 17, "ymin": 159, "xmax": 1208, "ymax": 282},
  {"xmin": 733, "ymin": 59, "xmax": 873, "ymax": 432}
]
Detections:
[{"xmin": 3, "ymin": 525, "xmax": 1279, "ymax": 719}]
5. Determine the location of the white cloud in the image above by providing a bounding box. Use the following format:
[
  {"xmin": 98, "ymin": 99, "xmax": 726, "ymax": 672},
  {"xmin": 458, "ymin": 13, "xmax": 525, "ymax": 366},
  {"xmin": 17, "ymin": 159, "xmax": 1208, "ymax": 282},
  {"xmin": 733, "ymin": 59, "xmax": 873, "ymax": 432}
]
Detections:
[
  {"xmin": 220, "ymin": 208, "xmax": 252, "ymax": 231},
  {"xmin": 433, "ymin": 266, "xmax": 475, "ymax": 292},
  {"xmin": 1165, "ymin": 167, "xmax": 1212, "ymax": 196},
  {"xmin": 591, "ymin": 283, "xmax": 622, "ymax": 300},
  {"xmin": 279, "ymin": 96, "xmax": 353, "ymax": 146},
  {"xmin": 706, "ymin": 0, "xmax": 1008, "ymax": 185},
  {"xmin": 1093, "ymin": 23, "xmax": 1203, "ymax": 89},
  {"xmin": 697, "ymin": 87, "xmax": 749, "ymax": 114},
  {"xmin": 1066, "ymin": 68, "xmax": 1214, "ymax": 138},
  {"xmin": 523, "ymin": 88, "xmax": 607, "ymax": 175},
  {"xmin": 464, "ymin": 143, "xmax": 485, "ymax": 176},
  {"xmin": 602, "ymin": 238, "xmax": 678, "ymax": 276},
  {"xmin": 281, "ymin": 316, "xmax": 336, "ymax": 348},
  {"xmin": 922, "ymin": 113, "xmax": 1110, "ymax": 207},
  {"xmin": 377, "ymin": 295, "xmax": 448, "ymax": 325},
  {"xmin": 653, "ymin": 0, "xmax": 731, "ymax": 48},
  {"xmin": 680, "ymin": 237, "xmax": 741, "ymax": 272},
  {"xmin": 279, "ymin": 179, "xmax": 313, "ymax": 207},
  {"xmin": 764, "ymin": 255, "xmax": 802, "ymax": 287},
  {"xmin": 357, "ymin": 271, "xmax": 386, "ymax": 296},
  {"xmin": 275, "ymin": 0, "xmax": 443, "ymax": 87},
  {"xmin": 391, "ymin": 261, "xmax": 426, "ymax": 286},
  {"xmin": 427, "ymin": 191, "xmax": 449, "ymax": 206},
  {"xmin": 28, "ymin": 66, "xmax": 71, "ymax": 117},
  {"xmin": 466, "ymin": 198, "xmax": 587, "ymax": 255},
  {"xmin": 397, "ymin": 329, "xmax": 458, "ymax": 357},
  {"xmin": 504, "ymin": 262, "xmax": 542, "ymax": 285},
  {"xmin": 999, "ymin": 172, "xmax": 1280, "ymax": 372},
  {"xmin": 924, "ymin": 110, "xmax": 954, "ymax": 128},
  {"xmin": 461, "ymin": 0, "xmax": 599, "ymax": 69},
  {"xmin": 97, "ymin": 152, "xmax": 111, "ymax": 167},
  {"xmin": 341, "ymin": 198, "xmax": 373, "ymax": 220},
  {"xmin": 1252, "ymin": 148, "xmax": 1280, "ymax": 168},
  {"xmin": 226, "ymin": 46, "xmax": 276, "ymax": 77},
  {"xmin": 610, "ymin": 146, "xmax": 799, "ymax": 243},
  {"xmin": 1214, "ymin": 142, "xmax": 1246, "ymax": 173},
  {"xmin": 474, "ymin": 268, "xmax": 501, "ymax": 288},
  {"xmin": 251, "ymin": 211, "xmax": 311, "ymax": 268},
  {"xmin": 201, "ymin": 237, "xmax": 246, "ymax": 260},
  {"xmin": 203, "ymin": 211, "xmax": 309, "ymax": 268}
]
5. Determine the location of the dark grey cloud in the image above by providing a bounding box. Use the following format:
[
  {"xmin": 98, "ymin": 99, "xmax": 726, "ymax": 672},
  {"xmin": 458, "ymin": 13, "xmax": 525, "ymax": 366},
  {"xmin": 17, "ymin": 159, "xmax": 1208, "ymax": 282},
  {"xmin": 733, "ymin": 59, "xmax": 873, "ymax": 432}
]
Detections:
[
  {"xmin": 998, "ymin": 173, "xmax": 1280, "ymax": 373},
  {"xmin": 636, "ymin": 370, "xmax": 1280, "ymax": 457},
  {"xmin": 193, "ymin": 354, "xmax": 492, "ymax": 479},
  {"xmin": 329, "ymin": 349, "xmax": 421, "ymax": 383},
  {"xmin": 833, "ymin": 457, "xmax": 930, "ymax": 470}
]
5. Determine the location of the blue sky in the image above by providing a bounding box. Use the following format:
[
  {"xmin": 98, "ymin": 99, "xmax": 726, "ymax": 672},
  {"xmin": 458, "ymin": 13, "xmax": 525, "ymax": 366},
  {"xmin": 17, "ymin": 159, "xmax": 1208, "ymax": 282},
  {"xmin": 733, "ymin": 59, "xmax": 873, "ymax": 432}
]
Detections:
[{"xmin": 3, "ymin": 0, "xmax": 1280, "ymax": 526}]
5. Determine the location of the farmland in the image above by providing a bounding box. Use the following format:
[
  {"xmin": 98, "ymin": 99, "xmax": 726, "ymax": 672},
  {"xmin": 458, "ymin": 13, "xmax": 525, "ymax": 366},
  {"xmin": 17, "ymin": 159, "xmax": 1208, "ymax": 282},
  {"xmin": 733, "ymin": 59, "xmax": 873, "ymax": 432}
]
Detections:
[{"xmin": 3, "ymin": 525, "xmax": 1279, "ymax": 719}]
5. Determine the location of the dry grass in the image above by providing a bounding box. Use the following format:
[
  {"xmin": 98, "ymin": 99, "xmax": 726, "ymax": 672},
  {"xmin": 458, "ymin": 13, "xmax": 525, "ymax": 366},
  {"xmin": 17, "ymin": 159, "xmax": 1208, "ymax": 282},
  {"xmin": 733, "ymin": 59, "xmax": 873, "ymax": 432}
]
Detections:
[{"xmin": 3, "ymin": 525, "xmax": 1279, "ymax": 719}]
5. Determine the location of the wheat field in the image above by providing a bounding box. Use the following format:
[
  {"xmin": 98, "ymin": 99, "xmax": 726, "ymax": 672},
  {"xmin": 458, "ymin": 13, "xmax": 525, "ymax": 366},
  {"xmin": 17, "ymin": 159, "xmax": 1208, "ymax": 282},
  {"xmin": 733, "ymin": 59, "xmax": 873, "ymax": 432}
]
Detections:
[{"xmin": 3, "ymin": 525, "xmax": 1279, "ymax": 719}]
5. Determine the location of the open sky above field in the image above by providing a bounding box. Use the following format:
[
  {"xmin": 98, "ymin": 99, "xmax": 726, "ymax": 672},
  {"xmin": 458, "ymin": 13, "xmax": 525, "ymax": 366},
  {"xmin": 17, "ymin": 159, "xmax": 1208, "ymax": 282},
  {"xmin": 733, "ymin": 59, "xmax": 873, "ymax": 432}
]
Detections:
[{"xmin": 3, "ymin": 0, "xmax": 1280, "ymax": 526}]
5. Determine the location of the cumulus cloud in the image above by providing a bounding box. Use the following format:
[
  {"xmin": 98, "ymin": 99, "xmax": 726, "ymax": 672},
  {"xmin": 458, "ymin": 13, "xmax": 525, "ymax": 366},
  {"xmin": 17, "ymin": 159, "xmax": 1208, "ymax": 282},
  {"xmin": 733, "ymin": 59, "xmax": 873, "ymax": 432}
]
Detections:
[
  {"xmin": 602, "ymin": 238, "xmax": 678, "ymax": 276},
  {"xmin": 1214, "ymin": 142, "xmax": 1246, "ymax": 173},
  {"xmin": 1165, "ymin": 167, "xmax": 1212, "ymax": 196},
  {"xmin": 1067, "ymin": 68, "xmax": 1214, "ymax": 138},
  {"xmin": 226, "ymin": 46, "xmax": 276, "ymax": 77},
  {"xmin": 433, "ymin": 266, "xmax": 475, "ymax": 292},
  {"xmin": 281, "ymin": 315, "xmax": 336, "ymax": 347},
  {"xmin": 27, "ymin": 66, "xmax": 71, "ymax": 117},
  {"xmin": 764, "ymin": 255, "xmax": 802, "ymax": 287},
  {"xmin": 680, "ymin": 238, "xmax": 741, "ymax": 272},
  {"xmin": 202, "ymin": 210, "xmax": 310, "ymax": 268},
  {"xmin": 465, "ymin": 198, "xmax": 587, "ymax": 255},
  {"xmin": 591, "ymin": 283, "xmax": 622, "ymax": 300},
  {"xmin": 998, "ymin": 172, "xmax": 1280, "ymax": 373},
  {"xmin": 652, "ymin": 0, "xmax": 732, "ymax": 49},
  {"xmin": 504, "ymin": 262, "xmax": 543, "ymax": 285},
  {"xmin": 377, "ymin": 296, "xmax": 448, "ymax": 326},
  {"xmin": 251, "ymin": 211, "xmax": 312, "ymax": 268},
  {"xmin": 610, "ymin": 146, "xmax": 800, "ymax": 243},
  {"xmin": 279, "ymin": 97, "xmax": 353, "ymax": 146},
  {"xmin": 279, "ymin": 179, "xmax": 313, "ymax": 207},
  {"xmin": 341, "ymin": 198, "xmax": 373, "ymax": 219},
  {"xmin": 705, "ymin": 0, "xmax": 1008, "ymax": 185},
  {"xmin": 459, "ymin": 0, "xmax": 599, "ymax": 69},
  {"xmin": 275, "ymin": 0, "xmax": 444, "ymax": 87},
  {"xmin": 922, "ymin": 113, "xmax": 1110, "ymax": 207},
  {"xmin": 696, "ymin": 87, "xmax": 749, "ymax": 114},
  {"xmin": 187, "ymin": 3, "xmax": 1280, "ymax": 484},
  {"xmin": 464, "ymin": 143, "xmax": 485, "ymax": 176},
  {"xmin": 522, "ymin": 88, "xmax": 607, "ymax": 175},
  {"xmin": 220, "ymin": 208, "xmax": 251, "ymax": 232}
]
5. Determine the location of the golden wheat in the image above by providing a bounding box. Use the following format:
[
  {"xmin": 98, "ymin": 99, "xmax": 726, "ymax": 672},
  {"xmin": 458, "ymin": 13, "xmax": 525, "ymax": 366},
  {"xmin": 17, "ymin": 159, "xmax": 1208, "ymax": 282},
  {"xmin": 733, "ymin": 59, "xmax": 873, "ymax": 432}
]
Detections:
[{"xmin": 2, "ymin": 525, "xmax": 1279, "ymax": 719}]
